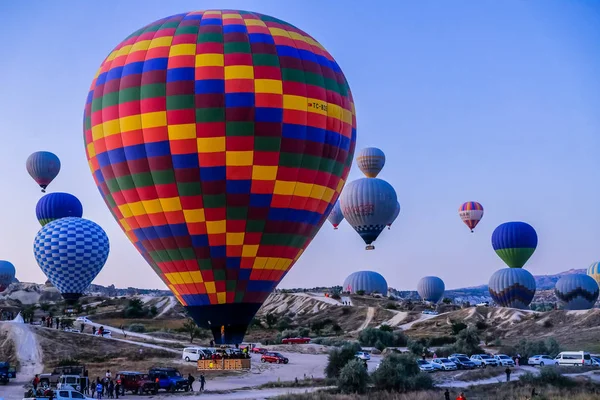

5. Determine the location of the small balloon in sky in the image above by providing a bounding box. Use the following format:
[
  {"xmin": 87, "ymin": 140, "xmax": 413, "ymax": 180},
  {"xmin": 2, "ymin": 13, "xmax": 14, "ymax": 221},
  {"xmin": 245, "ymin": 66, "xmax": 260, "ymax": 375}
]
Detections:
[{"xmin": 26, "ymin": 151, "xmax": 61, "ymax": 193}]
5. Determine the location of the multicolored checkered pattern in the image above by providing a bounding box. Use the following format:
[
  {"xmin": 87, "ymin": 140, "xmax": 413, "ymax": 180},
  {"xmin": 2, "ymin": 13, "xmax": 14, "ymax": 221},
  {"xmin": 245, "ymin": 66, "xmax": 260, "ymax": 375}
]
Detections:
[
  {"xmin": 33, "ymin": 217, "xmax": 110, "ymax": 298},
  {"xmin": 83, "ymin": 10, "xmax": 356, "ymax": 310}
]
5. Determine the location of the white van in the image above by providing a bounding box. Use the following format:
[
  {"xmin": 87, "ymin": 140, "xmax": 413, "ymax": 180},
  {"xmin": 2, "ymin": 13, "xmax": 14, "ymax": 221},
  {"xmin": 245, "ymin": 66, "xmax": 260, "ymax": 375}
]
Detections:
[
  {"xmin": 182, "ymin": 347, "xmax": 209, "ymax": 362},
  {"xmin": 554, "ymin": 351, "xmax": 592, "ymax": 366}
]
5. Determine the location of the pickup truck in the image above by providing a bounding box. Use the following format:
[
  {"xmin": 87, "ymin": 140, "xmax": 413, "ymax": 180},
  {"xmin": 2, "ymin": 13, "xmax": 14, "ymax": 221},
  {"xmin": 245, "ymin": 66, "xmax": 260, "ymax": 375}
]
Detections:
[
  {"xmin": 57, "ymin": 375, "xmax": 89, "ymax": 393},
  {"xmin": 148, "ymin": 367, "xmax": 189, "ymax": 392},
  {"xmin": 23, "ymin": 387, "xmax": 92, "ymax": 399},
  {"xmin": 39, "ymin": 365, "xmax": 85, "ymax": 387}
]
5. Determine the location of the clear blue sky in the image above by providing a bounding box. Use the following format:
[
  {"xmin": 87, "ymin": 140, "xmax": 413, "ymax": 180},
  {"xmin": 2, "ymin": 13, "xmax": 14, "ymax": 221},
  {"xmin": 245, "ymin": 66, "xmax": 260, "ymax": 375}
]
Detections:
[{"xmin": 1, "ymin": 0, "xmax": 599, "ymax": 291}]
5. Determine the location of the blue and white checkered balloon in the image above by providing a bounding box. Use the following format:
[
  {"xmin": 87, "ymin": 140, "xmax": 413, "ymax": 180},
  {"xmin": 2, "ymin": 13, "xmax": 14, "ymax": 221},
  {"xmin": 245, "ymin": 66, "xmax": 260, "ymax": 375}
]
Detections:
[{"xmin": 34, "ymin": 217, "xmax": 109, "ymax": 299}]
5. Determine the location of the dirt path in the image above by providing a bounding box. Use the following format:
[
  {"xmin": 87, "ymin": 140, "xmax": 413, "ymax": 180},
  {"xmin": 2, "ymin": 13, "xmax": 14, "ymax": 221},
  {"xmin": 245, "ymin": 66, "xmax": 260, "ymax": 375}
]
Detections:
[
  {"xmin": 398, "ymin": 312, "xmax": 440, "ymax": 330},
  {"xmin": 0, "ymin": 321, "xmax": 44, "ymax": 400},
  {"xmin": 156, "ymin": 296, "xmax": 177, "ymax": 318},
  {"xmin": 355, "ymin": 307, "xmax": 375, "ymax": 331},
  {"xmin": 379, "ymin": 310, "xmax": 408, "ymax": 327},
  {"xmin": 151, "ymin": 386, "xmax": 330, "ymax": 399},
  {"xmin": 85, "ymin": 320, "xmax": 181, "ymax": 344}
]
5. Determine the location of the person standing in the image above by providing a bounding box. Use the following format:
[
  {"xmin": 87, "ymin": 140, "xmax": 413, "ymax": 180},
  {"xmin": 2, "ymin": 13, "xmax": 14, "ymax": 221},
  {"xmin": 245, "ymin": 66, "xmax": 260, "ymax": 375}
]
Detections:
[
  {"xmin": 516, "ymin": 354, "xmax": 521, "ymax": 367},
  {"xmin": 81, "ymin": 323, "xmax": 85, "ymax": 333},
  {"xmin": 96, "ymin": 381, "xmax": 104, "ymax": 399},
  {"xmin": 444, "ymin": 389, "xmax": 450, "ymax": 400},
  {"xmin": 115, "ymin": 375, "xmax": 121, "ymax": 399},
  {"xmin": 187, "ymin": 373, "xmax": 195, "ymax": 391},
  {"xmin": 456, "ymin": 392, "xmax": 467, "ymax": 400},
  {"xmin": 200, "ymin": 374, "xmax": 205, "ymax": 392},
  {"xmin": 32, "ymin": 374, "xmax": 40, "ymax": 390},
  {"xmin": 108, "ymin": 380, "xmax": 114, "ymax": 399},
  {"xmin": 505, "ymin": 367, "xmax": 511, "ymax": 382},
  {"xmin": 56, "ymin": 317, "xmax": 60, "ymax": 329}
]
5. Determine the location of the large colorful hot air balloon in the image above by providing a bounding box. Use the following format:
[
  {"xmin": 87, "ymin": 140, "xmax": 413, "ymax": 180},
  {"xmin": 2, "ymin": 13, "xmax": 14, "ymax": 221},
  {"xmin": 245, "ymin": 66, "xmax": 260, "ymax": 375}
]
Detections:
[
  {"xmin": 356, "ymin": 147, "xmax": 385, "ymax": 178},
  {"xmin": 327, "ymin": 201, "xmax": 344, "ymax": 230},
  {"xmin": 33, "ymin": 217, "xmax": 110, "ymax": 304},
  {"xmin": 458, "ymin": 201, "xmax": 483, "ymax": 233},
  {"xmin": 26, "ymin": 151, "xmax": 61, "ymax": 193},
  {"xmin": 83, "ymin": 10, "xmax": 356, "ymax": 344},
  {"xmin": 387, "ymin": 201, "xmax": 400, "ymax": 229},
  {"xmin": 555, "ymin": 274, "xmax": 599, "ymax": 310},
  {"xmin": 417, "ymin": 276, "xmax": 445, "ymax": 303},
  {"xmin": 491, "ymin": 222, "xmax": 537, "ymax": 268},
  {"xmin": 587, "ymin": 262, "xmax": 600, "ymax": 288},
  {"xmin": 0, "ymin": 261, "xmax": 16, "ymax": 292},
  {"xmin": 488, "ymin": 268, "xmax": 536, "ymax": 309},
  {"xmin": 340, "ymin": 178, "xmax": 397, "ymax": 250},
  {"xmin": 36, "ymin": 192, "xmax": 84, "ymax": 226},
  {"xmin": 343, "ymin": 271, "xmax": 387, "ymax": 295}
]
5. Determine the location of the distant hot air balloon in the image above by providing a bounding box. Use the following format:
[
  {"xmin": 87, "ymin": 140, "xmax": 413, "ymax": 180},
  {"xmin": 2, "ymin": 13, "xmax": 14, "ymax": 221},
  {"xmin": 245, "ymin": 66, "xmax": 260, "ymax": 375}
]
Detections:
[
  {"xmin": 356, "ymin": 147, "xmax": 385, "ymax": 178},
  {"xmin": 33, "ymin": 217, "xmax": 110, "ymax": 304},
  {"xmin": 36, "ymin": 192, "xmax": 83, "ymax": 226},
  {"xmin": 340, "ymin": 178, "xmax": 397, "ymax": 250},
  {"xmin": 555, "ymin": 274, "xmax": 599, "ymax": 310},
  {"xmin": 343, "ymin": 271, "xmax": 388, "ymax": 295},
  {"xmin": 387, "ymin": 201, "xmax": 400, "ymax": 229},
  {"xmin": 459, "ymin": 202, "xmax": 483, "ymax": 232},
  {"xmin": 0, "ymin": 261, "xmax": 16, "ymax": 292},
  {"xmin": 488, "ymin": 268, "xmax": 536, "ymax": 309},
  {"xmin": 83, "ymin": 10, "xmax": 356, "ymax": 344},
  {"xmin": 327, "ymin": 201, "xmax": 344, "ymax": 230},
  {"xmin": 491, "ymin": 222, "xmax": 537, "ymax": 268},
  {"xmin": 26, "ymin": 151, "xmax": 61, "ymax": 193},
  {"xmin": 417, "ymin": 276, "xmax": 445, "ymax": 303},
  {"xmin": 587, "ymin": 262, "xmax": 600, "ymax": 288}
]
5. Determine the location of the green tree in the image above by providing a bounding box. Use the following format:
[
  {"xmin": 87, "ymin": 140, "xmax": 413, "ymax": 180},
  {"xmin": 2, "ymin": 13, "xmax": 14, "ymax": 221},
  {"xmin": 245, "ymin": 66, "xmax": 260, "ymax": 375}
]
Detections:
[
  {"xmin": 124, "ymin": 298, "xmax": 146, "ymax": 318},
  {"xmin": 39, "ymin": 302, "xmax": 51, "ymax": 312},
  {"xmin": 337, "ymin": 359, "xmax": 369, "ymax": 394},
  {"xmin": 324, "ymin": 342, "xmax": 362, "ymax": 379},
  {"xmin": 150, "ymin": 306, "xmax": 158, "ymax": 317},
  {"xmin": 182, "ymin": 318, "xmax": 203, "ymax": 343},
  {"xmin": 332, "ymin": 324, "xmax": 343, "ymax": 335},
  {"xmin": 452, "ymin": 327, "xmax": 483, "ymax": 355},
  {"xmin": 371, "ymin": 353, "xmax": 431, "ymax": 392},
  {"xmin": 265, "ymin": 314, "xmax": 278, "ymax": 329},
  {"xmin": 442, "ymin": 298, "xmax": 452, "ymax": 304},
  {"xmin": 451, "ymin": 321, "xmax": 467, "ymax": 335}
]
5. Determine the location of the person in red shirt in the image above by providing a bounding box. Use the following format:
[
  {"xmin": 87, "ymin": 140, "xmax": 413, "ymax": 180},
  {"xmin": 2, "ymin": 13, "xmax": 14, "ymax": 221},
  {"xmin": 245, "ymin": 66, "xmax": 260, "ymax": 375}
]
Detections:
[
  {"xmin": 32, "ymin": 374, "xmax": 40, "ymax": 390},
  {"xmin": 456, "ymin": 392, "xmax": 467, "ymax": 400}
]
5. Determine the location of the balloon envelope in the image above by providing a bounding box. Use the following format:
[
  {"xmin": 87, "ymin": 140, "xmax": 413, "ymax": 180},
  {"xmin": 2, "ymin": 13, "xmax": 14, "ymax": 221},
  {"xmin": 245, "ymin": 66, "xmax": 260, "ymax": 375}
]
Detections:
[
  {"xmin": 587, "ymin": 262, "xmax": 600, "ymax": 288},
  {"xmin": 0, "ymin": 260, "xmax": 15, "ymax": 292},
  {"xmin": 417, "ymin": 276, "xmax": 445, "ymax": 303},
  {"xmin": 387, "ymin": 201, "xmax": 400, "ymax": 229},
  {"xmin": 343, "ymin": 271, "xmax": 387, "ymax": 295},
  {"xmin": 327, "ymin": 201, "xmax": 344, "ymax": 229},
  {"xmin": 491, "ymin": 222, "xmax": 537, "ymax": 268},
  {"xmin": 458, "ymin": 201, "xmax": 483, "ymax": 232},
  {"xmin": 83, "ymin": 10, "xmax": 356, "ymax": 344},
  {"xmin": 555, "ymin": 274, "xmax": 599, "ymax": 310},
  {"xmin": 340, "ymin": 178, "xmax": 397, "ymax": 249},
  {"xmin": 488, "ymin": 268, "xmax": 536, "ymax": 309},
  {"xmin": 356, "ymin": 147, "xmax": 385, "ymax": 178},
  {"xmin": 36, "ymin": 192, "xmax": 83, "ymax": 226},
  {"xmin": 26, "ymin": 151, "xmax": 61, "ymax": 192},
  {"xmin": 33, "ymin": 217, "xmax": 110, "ymax": 304}
]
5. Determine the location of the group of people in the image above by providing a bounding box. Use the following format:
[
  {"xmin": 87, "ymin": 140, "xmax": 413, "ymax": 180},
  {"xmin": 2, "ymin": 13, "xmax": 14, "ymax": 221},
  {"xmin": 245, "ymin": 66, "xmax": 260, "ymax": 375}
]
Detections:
[
  {"xmin": 88, "ymin": 371, "xmax": 120, "ymax": 399},
  {"xmin": 41, "ymin": 315, "xmax": 63, "ymax": 329}
]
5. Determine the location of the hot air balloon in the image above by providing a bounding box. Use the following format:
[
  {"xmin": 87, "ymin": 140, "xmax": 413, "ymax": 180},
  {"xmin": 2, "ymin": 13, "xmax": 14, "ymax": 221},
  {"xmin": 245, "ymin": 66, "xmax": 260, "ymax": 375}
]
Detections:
[
  {"xmin": 36, "ymin": 192, "xmax": 83, "ymax": 226},
  {"xmin": 458, "ymin": 201, "xmax": 483, "ymax": 232},
  {"xmin": 356, "ymin": 147, "xmax": 385, "ymax": 178},
  {"xmin": 387, "ymin": 201, "xmax": 400, "ymax": 229},
  {"xmin": 340, "ymin": 178, "xmax": 397, "ymax": 250},
  {"xmin": 555, "ymin": 274, "xmax": 599, "ymax": 310},
  {"xmin": 343, "ymin": 271, "xmax": 388, "ymax": 295},
  {"xmin": 587, "ymin": 262, "xmax": 600, "ymax": 288},
  {"xmin": 33, "ymin": 217, "xmax": 110, "ymax": 304},
  {"xmin": 0, "ymin": 261, "xmax": 16, "ymax": 292},
  {"xmin": 491, "ymin": 222, "xmax": 537, "ymax": 268},
  {"xmin": 26, "ymin": 151, "xmax": 61, "ymax": 193},
  {"xmin": 327, "ymin": 201, "xmax": 344, "ymax": 230},
  {"xmin": 417, "ymin": 276, "xmax": 445, "ymax": 303},
  {"xmin": 83, "ymin": 10, "xmax": 356, "ymax": 344},
  {"xmin": 488, "ymin": 268, "xmax": 536, "ymax": 309}
]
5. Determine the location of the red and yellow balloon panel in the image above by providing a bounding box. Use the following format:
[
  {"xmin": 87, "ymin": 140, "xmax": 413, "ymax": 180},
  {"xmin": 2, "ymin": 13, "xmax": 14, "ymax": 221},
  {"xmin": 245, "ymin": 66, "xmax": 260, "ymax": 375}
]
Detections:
[{"xmin": 83, "ymin": 10, "xmax": 356, "ymax": 342}]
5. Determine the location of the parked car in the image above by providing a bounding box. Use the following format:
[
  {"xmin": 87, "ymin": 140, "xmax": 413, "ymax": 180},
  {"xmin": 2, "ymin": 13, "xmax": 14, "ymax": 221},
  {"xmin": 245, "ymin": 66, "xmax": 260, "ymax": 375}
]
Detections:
[
  {"xmin": 182, "ymin": 347, "xmax": 211, "ymax": 362},
  {"xmin": 528, "ymin": 355, "xmax": 558, "ymax": 366},
  {"xmin": 470, "ymin": 354, "xmax": 498, "ymax": 368},
  {"xmin": 493, "ymin": 354, "xmax": 515, "ymax": 367},
  {"xmin": 417, "ymin": 359, "xmax": 435, "ymax": 372},
  {"xmin": 476, "ymin": 302, "xmax": 489, "ymax": 307},
  {"xmin": 450, "ymin": 353, "xmax": 469, "ymax": 359},
  {"xmin": 449, "ymin": 356, "xmax": 477, "ymax": 369},
  {"xmin": 75, "ymin": 317, "xmax": 92, "ymax": 324},
  {"xmin": 93, "ymin": 330, "xmax": 112, "ymax": 338},
  {"xmin": 40, "ymin": 365, "xmax": 85, "ymax": 388},
  {"xmin": 591, "ymin": 357, "xmax": 600, "ymax": 367},
  {"xmin": 63, "ymin": 328, "xmax": 81, "ymax": 334},
  {"xmin": 57, "ymin": 375, "xmax": 88, "ymax": 393},
  {"xmin": 554, "ymin": 351, "xmax": 592, "ymax": 366},
  {"xmin": 355, "ymin": 351, "xmax": 371, "ymax": 361},
  {"xmin": 251, "ymin": 347, "xmax": 267, "ymax": 354},
  {"xmin": 281, "ymin": 337, "xmax": 311, "ymax": 344},
  {"xmin": 148, "ymin": 367, "xmax": 189, "ymax": 392},
  {"xmin": 431, "ymin": 358, "xmax": 458, "ymax": 371},
  {"xmin": 119, "ymin": 371, "xmax": 157, "ymax": 395},
  {"xmin": 260, "ymin": 352, "xmax": 289, "ymax": 364},
  {"xmin": 23, "ymin": 387, "xmax": 93, "ymax": 400}
]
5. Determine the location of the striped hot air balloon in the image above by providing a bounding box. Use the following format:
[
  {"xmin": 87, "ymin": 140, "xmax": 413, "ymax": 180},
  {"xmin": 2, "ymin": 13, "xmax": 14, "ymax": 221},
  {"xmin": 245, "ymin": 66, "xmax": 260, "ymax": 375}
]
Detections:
[
  {"xmin": 356, "ymin": 147, "xmax": 385, "ymax": 178},
  {"xmin": 587, "ymin": 262, "xmax": 600, "ymax": 288},
  {"xmin": 417, "ymin": 276, "xmax": 445, "ymax": 303},
  {"xmin": 458, "ymin": 201, "xmax": 483, "ymax": 232},
  {"xmin": 26, "ymin": 151, "xmax": 61, "ymax": 193},
  {"xmin": 488, "ymin": 268, "xmax": 536, "ymax": 309},
  {"xmin": 36, "ymin": 192, "xmax": 83, "ymax": 226},
  {"xmin": 327, "ymin": 201, "xmax": 344, "ymax": 229},
  {"xmin": 491, "ymin": 222, "xmax": 537, "ymax": 268},
  {"xmin": 343, "ymin": 271, "xmax": 387, "ymax": 295},
  {"xmin": 555, "ymin": 274, "xmax": 599, "ymax": 310},
  {"xmin": 0, "ymin": 261, "xmax": 15, "ymax": 292},
  {"xmin": 387, "ymin": 201, "xmax": 400, "ymax": 229},
  {"xmin": 83, "ymin": 10, "xmax": 356, "ymax": 344}
]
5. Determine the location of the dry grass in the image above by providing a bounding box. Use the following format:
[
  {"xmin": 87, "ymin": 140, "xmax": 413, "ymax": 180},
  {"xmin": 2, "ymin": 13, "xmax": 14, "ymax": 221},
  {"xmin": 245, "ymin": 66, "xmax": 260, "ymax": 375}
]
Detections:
[{"xmin": 0, "ymin": 325, "xmax": 18, "ymax": 368}]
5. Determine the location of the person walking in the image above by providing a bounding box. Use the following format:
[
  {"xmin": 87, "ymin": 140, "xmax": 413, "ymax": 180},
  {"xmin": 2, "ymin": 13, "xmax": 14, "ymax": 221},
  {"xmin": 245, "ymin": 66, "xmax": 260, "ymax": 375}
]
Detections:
[
  {"xmin": 80, "ymin": 323, "xmax": 85, "ymax": 333},
  {"xmin": 32, "ymin": 374, "xmax": 40, "ymax": 391},
  {"xmin": 200, "ymin": 374, "xmax": 205, "ymax": 392},
  {"xmin": 56, "ymin": 317, "xmax": 60, "ymax": 329},
  {"xmin": 456, "ymin": 392, "xmax": 467, "ymax": 400},
  {"xmin": 92, "ymin": 326, "xmax": 96, "ymax": 335},
  {"xmin": 444, "ymin": 389, "xmax": 451, "ymax": 400},
  {"xmin": 187, "ymin": 373, "xmax": 195, "ymax": 391},
  {"xmin": 96, "ymin": 381, "xmax": 104, "ymax": 399},
  {"xmin": 505, "ymin": 367, "xmax": 511, "ymax": 382}
]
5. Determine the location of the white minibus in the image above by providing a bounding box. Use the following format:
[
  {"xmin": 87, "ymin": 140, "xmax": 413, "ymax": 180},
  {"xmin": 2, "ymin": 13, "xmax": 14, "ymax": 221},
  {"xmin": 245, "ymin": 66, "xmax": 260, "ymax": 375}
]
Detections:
[{"xmin": 554, "ymin": 351, "xmax": 592, "ymax": 366}]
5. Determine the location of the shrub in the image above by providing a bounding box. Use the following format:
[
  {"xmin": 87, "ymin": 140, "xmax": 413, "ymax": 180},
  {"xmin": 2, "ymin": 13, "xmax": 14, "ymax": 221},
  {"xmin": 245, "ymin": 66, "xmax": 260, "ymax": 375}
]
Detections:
[
  {"xmin": 372, "ymin": 353, "xmax": 431, "ymax": 392},
  {"xmin": 442, "ymin": 298, "xmax": 452, "ymax": 304},
  {"xmin": 324, "ymin": 342, "xmax": 362, "ymax": 379},
  {"xmin": 331, "ymin": 292, "xmax": 341, "ymax": 300},
  {"xmin": 311, "ymin": 320, "xmax": 327, "ymax": 335},
  {"xmin": 505, "ymin": 338, "xmax": 561, "ymax": 361},
  {"xmin": 543, "ymin": 320, "xmax": 553, "ymax": 328},
  {"xmin": 410, "ymin": 372, "xmax": 434, "ymax": 390},
  {"xmin": 265, "ymin": 314, "xmax": 278, "ymax": 328},
  {"xmin": 129, "ymin": 324, "xmax": 146, "ymax": 333},
  {"xmin": 341, "ymin": 307, "xmax": 351, "ymax": 315},
  {"xmin": 379, "ymin": 324, "xmax": 393, "ymax": 332},
  {"xmin": 427, "ymin": 335, "xmax": 455, "ymax": 347},
  {"xmin": 475, "ymin": 321, "xmax": 488, "ymax": 330},
  {"xmin": 451, "ymin": 321, "xmax": 467, "ymax": 335},
  {"xmin": 407, "ymin": 339, "xmax": 427, "ymax": 356},
  {"xmin": 358, "ymin": 328, "xmax": 407, "ymax": 350},
  {"xmin": 337, "ymin": 359, "xmax": 369, "ymax": 394},
  {"xmin": 356, "ymin": 290, "xmax": 365, "ymax": 295},
  {"xmin": 298, "ymin": 327, "xmax": 310, "ymax": 337},
  {"xmin": 452, "ymin": 327, "xmax": 483, "ymax": 355},
  {"xmin": 276, "ymin": 317, "xmax": 293, "ymax": 332},
  {"xmin": 385, "ymin": 302, "xmax": 398, "ymax": 310},
  {"xmin": 332, "ymin": 324, "xmax": 342, "ymax": 335}
]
